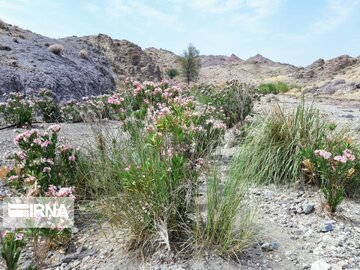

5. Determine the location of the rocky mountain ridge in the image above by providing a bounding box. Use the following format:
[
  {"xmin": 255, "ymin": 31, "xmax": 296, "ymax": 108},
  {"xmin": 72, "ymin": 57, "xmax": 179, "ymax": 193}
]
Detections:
[
  {"xmin": 1, "ymin": 19, "xmax": 360, "ymax": 101},
  {"xmin": 0, "ymin": 21, "xmax": 161, "ymax": 101}
]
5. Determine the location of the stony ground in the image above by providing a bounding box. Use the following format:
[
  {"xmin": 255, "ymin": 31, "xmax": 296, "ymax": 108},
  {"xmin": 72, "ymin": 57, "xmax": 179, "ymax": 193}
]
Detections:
[{"xmin": 1, "ymin": 95, "xmax": 360, "ymax": 269}]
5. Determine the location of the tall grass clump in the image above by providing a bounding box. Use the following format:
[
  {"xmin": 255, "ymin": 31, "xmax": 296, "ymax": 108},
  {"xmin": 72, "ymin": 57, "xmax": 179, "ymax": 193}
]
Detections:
[
  {"xmin": 233, "ymin": 102, "xmax": 338, "ymax": 185},
  {"xmin": 196, "ymin": 163, "xmax": 253, "ymax": 256}
]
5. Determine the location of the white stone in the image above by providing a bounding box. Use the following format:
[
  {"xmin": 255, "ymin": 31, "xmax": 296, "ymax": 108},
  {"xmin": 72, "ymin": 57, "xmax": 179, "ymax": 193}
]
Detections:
[{"xmin": 311, "ymin": 259, "xmax": 330, "ymax": 270}]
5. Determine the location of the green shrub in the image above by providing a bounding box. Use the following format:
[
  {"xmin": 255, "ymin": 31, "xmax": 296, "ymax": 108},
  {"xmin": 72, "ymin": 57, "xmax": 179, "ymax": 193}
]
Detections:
[
  {"xmin": 1, "ymin": 230, "xmax": 27, "ymax": 270},
  {"xmin": 257, "ymin": 81, "xmax": 289, "ymax": 95},
  {"xmin": 35, "ymin": 89, "xmax": 61, "ymax": 123},
  {"xmin": 166, "ymin": 68, "xmax": 179, "ymax": 79},
  {"xmin": 195, "ymin": 80, "xmax": 254, "ymax": 128},
  {"xmin": 8, "ymin": 125, "xmax": 78, "ymax": 195},
  {"xmin": 233, "ymin": 102, "xmax": 352, "ymax": 186},
  {"xmin": 0, "ymin": 92, "xmax": 33, "ymax": 127},
  {"xmin": 303, "ymin": 148, "xmax": 357, "ymax": 212},
  {"xmin": 3, "ymin": 124, "xmax": 75, "ymax": 268},
  {"xmin": 60, "ymin": 99, "xmax": 82, "ymax": 123}
]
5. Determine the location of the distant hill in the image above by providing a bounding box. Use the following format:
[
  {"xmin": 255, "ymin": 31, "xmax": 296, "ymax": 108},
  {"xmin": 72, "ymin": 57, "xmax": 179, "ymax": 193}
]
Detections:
[{"xmin": 1, "ymin": 19, "xmax": 359, "ymax": 100}]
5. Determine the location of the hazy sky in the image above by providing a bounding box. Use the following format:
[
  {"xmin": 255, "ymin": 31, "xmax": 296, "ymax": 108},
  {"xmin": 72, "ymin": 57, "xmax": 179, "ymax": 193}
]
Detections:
[{"xmin": 1, "ymin": 0, "xmax": 360, "ymax": 66}]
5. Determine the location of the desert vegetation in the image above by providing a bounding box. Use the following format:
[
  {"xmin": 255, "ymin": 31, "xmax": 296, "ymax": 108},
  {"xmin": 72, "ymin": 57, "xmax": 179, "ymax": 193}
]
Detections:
[
  {"xmin": 1, "ymin": 77, "xmax": 359, "ymax": 269},
  {"xmin": 178, "ymin": 44, "xmax": 201, "ymax": 85},
  {"xmin": 78, "ymin": 49, "xmax": 88, "ymax": 59},
  {"xmin": 166, "ymin": 68, "xmax": 179, "ymax": 79},
  {"xmin": 232, "ymin": 102, "xmax": 360, "ymax": 211},
  {"xmin": 0, "ymin": 18, "xmax": 5, "ymax": 29},
  {"xmin": 48, "ymin": 44, "xmax": 64, "ymax": 56},
  {"xmin": 257, "ymin": 81, "xmax": 290, "ymax": 94}
]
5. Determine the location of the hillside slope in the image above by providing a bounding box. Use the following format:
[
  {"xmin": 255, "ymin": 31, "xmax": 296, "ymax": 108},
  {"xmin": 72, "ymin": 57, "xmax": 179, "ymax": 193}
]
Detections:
[{"xmin": 0, "ymin": 22, "xmax": 161, "ymax": 100}]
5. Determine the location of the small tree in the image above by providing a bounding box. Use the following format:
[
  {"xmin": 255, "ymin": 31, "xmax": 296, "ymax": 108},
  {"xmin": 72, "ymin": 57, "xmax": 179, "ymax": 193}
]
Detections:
[{"xmin": 178, "ymin": 44, "xmax": 201, "ymax": 85}]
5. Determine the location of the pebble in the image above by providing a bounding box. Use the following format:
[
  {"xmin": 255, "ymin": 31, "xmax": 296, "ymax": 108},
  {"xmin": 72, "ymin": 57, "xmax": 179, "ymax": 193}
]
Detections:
[
  {"xmin": 261, "ymin": 242, "xmax": 279, "ymax": 251},
  {"xmin": 303, "ymin": 202, "xmax": 315, "ymax": 214},
  {"xmin": 311, "ymin": 259, "xmax": 330, "ymax": 270},
  {"xmin": 320, "ymin": 223, "xmax": 333, "ymax": 233}
]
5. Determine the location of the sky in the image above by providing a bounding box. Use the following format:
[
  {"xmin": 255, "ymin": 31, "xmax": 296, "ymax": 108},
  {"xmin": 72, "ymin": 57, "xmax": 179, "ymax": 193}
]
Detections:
[{"xmin": 0, "ymin": 0, "xmax": 360, "ymax": 66}]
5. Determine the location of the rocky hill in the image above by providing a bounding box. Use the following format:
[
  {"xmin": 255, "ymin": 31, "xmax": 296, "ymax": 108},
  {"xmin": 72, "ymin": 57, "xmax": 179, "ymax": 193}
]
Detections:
[
  {"xmin": 1, "ymin": 19, "xmax": 360, "ymax": 101},
  {"xmin": 0, "ymin": 21, "xmax": 161, "ymax": 101}
]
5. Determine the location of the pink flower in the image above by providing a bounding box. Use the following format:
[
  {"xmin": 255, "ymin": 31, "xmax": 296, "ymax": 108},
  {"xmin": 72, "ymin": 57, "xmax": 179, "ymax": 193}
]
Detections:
[
  {"xmin": 15, "ymin": 233, "xmax": 24, "ymax": 241},
  {"xmin": 334, "ymin": 155, "xmax": 347, "ymax": 163},
  {"xmin": 43, "ymin": 167, "xmax": 51, "ymax": 173},
  {"xmin": 68, "ymin": 155, "xmax": 76, "ymax": 162},
  {"xmin": 16, "ymin": 151, "xmax": 26, "ymax": 160},
  {"xmin": 41, "ymin": 140, "xmax": 51, "ymax": 148},
  {"xmin": 343, "ymin": 149, "xmax": 355, "ymax": 161},
  {"xmin": 59, "ymin": 144, "xmax": 74, "ymax": 152},
  {"xmin": 24, "ymin": 176, "xmax": 36, "ymax": 184},
  {"xmin": 48, "ymin": 124, "xmax": 61, "ymax": 133},
  {"xmin": 314, "ymin": 150, "xmax": 332, "ymax": 160},
  {"xmin": 166, "ymin": 148, "xmax": 174, "ymax": 158},
  {"xmin": 33, "ymin": 138, "xmax": 42, "ymax": 145},
  {"xmin": 107, "ymin": 95, "xmax": 124, "ymax": 105},
  {"xmin": 45, "ymin": 185, "xmax": 75, "ymax": 198},
  {"xmin": 8, "ymin": 175, "xmax": 19, "ymax": 181}
]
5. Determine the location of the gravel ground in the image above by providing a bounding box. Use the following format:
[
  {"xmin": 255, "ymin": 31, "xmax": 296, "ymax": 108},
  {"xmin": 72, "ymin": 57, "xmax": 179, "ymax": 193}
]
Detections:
[{"xmin": 1, "ymin": 95, "xmax": 360, "ymax": 269}]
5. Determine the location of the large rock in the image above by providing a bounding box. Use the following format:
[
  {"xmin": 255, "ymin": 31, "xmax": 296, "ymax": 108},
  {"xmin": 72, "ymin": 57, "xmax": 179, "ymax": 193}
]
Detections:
[{"xmin": 0, "ymin": 21, "xmax": 161, "ymax": 101}]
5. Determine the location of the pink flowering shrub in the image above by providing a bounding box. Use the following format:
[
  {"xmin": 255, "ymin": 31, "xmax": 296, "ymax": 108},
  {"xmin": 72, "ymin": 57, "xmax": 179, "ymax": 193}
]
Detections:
[
  {"xmin": 34, "ymin": 88, "xmax": 61, "ymax": 122},
  {"xmin": 304, "ymin": 148, "xmax": 357, "ymax": 212},
  {"xmin": 0, "ymin": 92, "xmax": 34, "ymax": 127},
  {"xmin": 79, "ymin": 79, "xmax": 228, "ymax": 255},
  {"xmin": 4, "ymin": 124, "xmax": 76, "ymax": 268},
  {"xmin": 1, "ymin": 229, "xmax": 27, "ymax": 270},
  {"xmin": 7, "ymin": 124, "xmax": 78, "ymax": 195},
  {"xmin": 60, "ymin": 99, "xmax": 82, "ymax": 123},
  {"xmin": 195, "ymin": 80, "xmax": 254, "ymax": 127}
]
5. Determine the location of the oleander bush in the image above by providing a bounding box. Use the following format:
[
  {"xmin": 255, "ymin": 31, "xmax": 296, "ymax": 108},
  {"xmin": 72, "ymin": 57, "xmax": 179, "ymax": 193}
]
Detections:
[
  {"xmin": 60, "ymin": 99, "xmax": 83, "ymax": 123},
  {"xmin": 2, "ymin": 124, "xmax": 76, "ymax": 268},
  {"xmin": 7, "ymin": 124, "xmax": 78, "ymax": 195},
  {"xmin": 195, "ymin": 80, "xmax": 255, "ymax": 128},
  {"xmin": 303, "ymin": 148, "xmax": 357, "ymax": 212},
  {"xmin": 1, "ymin": 229, "xmax": 26, "ymax": 270},
  {"xmin": 0, "ymin": 92, "xmax": 34, "ymax": 127},
  {"xmin": 35, "ymin": 89, "xmax": 62, "ymax": 122}
]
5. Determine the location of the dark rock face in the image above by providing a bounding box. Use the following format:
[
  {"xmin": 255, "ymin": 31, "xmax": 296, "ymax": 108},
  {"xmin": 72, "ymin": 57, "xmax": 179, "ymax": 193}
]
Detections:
[
  {"xmin": 0, "ymin": 25, "xmax": 116, "ymax": 101},
  {"xmin": 0, "ymin": 23, "xmax": 162, "ymax": 101}
]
